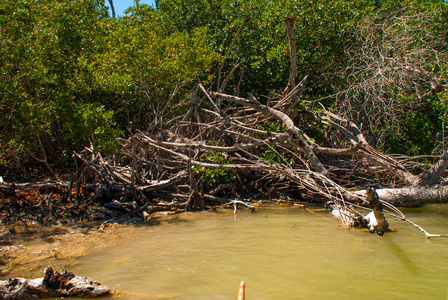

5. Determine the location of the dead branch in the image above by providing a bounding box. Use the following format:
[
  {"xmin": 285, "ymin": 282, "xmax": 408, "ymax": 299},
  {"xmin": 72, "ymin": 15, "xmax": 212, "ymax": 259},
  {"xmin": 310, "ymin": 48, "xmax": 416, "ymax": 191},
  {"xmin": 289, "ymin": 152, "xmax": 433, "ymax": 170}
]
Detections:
[{"xmin": 208, "ymin": 90, "xmax": 329, "ymax": 177}]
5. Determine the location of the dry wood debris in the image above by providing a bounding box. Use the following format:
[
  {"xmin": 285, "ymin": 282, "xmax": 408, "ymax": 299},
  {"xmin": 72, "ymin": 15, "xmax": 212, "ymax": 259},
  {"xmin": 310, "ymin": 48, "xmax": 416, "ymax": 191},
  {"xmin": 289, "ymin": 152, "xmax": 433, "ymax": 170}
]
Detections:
[
  {"xmin": 0, "ymin": 267, "xmax": 110, "ymax": 299},
  {"xmin": 1, "ymin": 17, "xmax": 448, "ymax": 238}
]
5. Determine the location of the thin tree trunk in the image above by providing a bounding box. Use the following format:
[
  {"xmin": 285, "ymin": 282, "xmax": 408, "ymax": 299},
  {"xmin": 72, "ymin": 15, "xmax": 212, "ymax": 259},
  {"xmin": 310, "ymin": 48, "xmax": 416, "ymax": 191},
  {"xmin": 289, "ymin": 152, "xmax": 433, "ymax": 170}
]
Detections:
[
  {"xmin": 285, "ymin": 16, "xmax": 297, "ymax": 94},
  {"xmin": 217, "ymin": 15, "xmax": 250, "ymax": 91},
  {"xmin": 108, "ymin": 0, "xmax": 116, "ymax": 18}
]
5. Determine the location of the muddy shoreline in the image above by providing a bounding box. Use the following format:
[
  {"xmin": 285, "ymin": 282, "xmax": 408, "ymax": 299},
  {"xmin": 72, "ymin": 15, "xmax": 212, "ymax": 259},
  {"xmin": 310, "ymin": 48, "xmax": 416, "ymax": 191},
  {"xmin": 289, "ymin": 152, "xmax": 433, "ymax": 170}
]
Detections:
[
  {"xmin": 1, "ymin": 222, "xmax": 127, "ymax": 279},
  {"xmin": 0, "ymin": 208, "xmax": 247, "ymax": 280}
]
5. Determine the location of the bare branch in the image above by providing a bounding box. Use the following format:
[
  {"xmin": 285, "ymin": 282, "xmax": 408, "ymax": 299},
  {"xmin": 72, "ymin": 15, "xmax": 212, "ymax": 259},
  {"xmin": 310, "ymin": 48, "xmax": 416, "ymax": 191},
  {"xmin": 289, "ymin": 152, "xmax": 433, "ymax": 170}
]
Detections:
[{"xmin": 209, "ymin": 91, "xmax": 329, "ymax": 176}]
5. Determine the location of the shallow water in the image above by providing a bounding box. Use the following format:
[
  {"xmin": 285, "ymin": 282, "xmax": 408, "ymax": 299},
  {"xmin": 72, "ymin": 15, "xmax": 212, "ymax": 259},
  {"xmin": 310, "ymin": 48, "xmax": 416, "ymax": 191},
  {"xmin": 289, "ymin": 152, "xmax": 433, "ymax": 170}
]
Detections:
[{"xmin": 71, "ymin": 205, "xmax": 448, "ymax": 299}]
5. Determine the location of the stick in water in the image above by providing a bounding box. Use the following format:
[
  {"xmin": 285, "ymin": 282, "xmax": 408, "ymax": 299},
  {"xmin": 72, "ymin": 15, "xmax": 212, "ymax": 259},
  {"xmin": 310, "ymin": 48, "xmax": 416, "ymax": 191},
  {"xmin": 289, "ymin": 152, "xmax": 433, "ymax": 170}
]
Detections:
[{"xmin": 238, "ymin": 281, "xmax": 245, "ymax": 300}]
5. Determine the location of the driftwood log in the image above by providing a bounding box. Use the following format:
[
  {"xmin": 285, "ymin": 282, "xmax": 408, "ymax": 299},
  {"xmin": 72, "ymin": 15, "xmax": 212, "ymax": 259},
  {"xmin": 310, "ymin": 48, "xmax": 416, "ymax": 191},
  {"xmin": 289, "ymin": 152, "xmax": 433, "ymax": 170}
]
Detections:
[{"xmin": 0, "ymin": 267, "xmax": 111, "ymax": 299}]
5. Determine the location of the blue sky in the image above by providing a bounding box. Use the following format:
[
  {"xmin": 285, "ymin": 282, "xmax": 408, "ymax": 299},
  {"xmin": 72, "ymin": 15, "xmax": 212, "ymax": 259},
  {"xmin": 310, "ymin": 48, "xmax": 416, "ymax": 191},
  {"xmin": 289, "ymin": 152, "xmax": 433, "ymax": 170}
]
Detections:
[{"xmin": 105, "ymin": 0, "xmax": 156, "ymax": 16}]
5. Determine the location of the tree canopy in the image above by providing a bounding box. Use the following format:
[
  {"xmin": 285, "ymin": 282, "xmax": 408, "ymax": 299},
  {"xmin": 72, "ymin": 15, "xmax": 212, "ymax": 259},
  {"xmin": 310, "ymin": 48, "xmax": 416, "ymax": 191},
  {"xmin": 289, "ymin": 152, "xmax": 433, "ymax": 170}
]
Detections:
[{"xmin": 1, "ymin": 0, "xmax": 447, "ymax": 170}]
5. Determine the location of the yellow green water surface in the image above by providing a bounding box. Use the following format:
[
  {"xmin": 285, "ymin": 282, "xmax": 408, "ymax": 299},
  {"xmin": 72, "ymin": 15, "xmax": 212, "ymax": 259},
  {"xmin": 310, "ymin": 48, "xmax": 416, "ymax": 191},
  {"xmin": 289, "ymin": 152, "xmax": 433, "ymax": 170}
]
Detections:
[{"xmin": 71, "ymin": 205, "xmax": 448, "ymax": 299}]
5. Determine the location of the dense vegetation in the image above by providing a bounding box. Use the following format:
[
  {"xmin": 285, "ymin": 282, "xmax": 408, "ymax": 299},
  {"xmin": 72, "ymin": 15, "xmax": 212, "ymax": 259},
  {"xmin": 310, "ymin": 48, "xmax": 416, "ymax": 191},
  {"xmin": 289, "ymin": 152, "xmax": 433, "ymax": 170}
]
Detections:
[{"xmin": 1, "ymin": 0, "xmax": 447, "ymax": 174}]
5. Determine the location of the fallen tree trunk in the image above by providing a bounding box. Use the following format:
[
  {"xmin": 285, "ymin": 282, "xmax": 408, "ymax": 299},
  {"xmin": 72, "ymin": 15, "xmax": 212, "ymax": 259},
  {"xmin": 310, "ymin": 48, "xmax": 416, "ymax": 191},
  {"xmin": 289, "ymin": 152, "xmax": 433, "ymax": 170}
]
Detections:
[{"xmin": 349, "ymin": 185, "xmax": 448, "ymax": 206}]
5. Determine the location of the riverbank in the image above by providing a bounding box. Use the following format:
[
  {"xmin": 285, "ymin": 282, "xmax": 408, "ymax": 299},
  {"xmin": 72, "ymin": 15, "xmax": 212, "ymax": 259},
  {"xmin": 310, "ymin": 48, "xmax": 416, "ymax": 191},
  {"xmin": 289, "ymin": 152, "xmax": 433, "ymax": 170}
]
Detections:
[
  {"xmin": 0, "ymin": 208, "xmax": 246, "ymax": 280},
  {"xmin": 1, "ymin": 221, "xmax": 128, "ymax": 278},
  {"xmin": 2, "ymin": 204, "xmax": 448, "ymax": 299}
]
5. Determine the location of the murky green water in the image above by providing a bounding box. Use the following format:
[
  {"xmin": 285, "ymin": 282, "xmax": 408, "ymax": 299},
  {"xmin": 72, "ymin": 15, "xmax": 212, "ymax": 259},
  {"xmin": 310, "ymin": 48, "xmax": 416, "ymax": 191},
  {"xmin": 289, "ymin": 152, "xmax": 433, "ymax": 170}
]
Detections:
[{"xmin": 71, "ymin": 205, "xmax": 448, "ymax": 299}]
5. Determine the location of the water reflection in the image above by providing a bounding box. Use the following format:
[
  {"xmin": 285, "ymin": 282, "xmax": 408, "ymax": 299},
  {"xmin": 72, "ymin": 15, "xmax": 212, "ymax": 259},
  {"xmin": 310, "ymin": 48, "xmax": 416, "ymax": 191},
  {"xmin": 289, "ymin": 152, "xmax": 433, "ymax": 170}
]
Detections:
[
  {"xmin": 385, "ymin": 240, "xmax": 419, "ymax": 274},
  {"xmin": 71, "ymin": 205, "xmax": 448, "ymax": 299}
]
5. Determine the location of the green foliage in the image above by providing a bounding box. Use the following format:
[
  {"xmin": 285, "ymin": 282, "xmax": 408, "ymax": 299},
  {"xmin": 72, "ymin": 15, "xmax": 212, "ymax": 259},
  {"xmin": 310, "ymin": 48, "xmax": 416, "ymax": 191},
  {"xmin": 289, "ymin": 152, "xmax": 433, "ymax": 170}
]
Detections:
[
  {"xmin": 1, "ymin": 0, "xmax": 447, "ymax": 168},
  {"xmin": 193, "ymin": 152, "xmax": 236, "ymax": 187},
  {"xmin": 259, "ymin": 145, "xmax": 298, "ymax": 165},
  {"xmin": 258, "ymin": 122, "xmax": 297, "ymax": 165},
  {"xmin": 91, "ymin": 3, "xmax": 221, "ymax": 130},
  {"xmin": 381, "ymin": 91, "xmax": 448, "ymax": 157},
  {"xmin": 155, "ymin": 0, "xmax": 365, "ymax": 98},
  {"xmin": 343, "ymin": 2, "xmax": 448, "ymax": 156},
  {"xmin": 63, "ymin": 103, "xmax": 122, "ymax": 154},
  {"xmin": 261, "ymin": 122, "xmax": 287, "ymax": 134},
  {"xmin": 0, "ymin": 0, "xmax": 119, "ymax": 163},
  {"xmin": 382, "ymin": 112, "xmax": 438, "ymax": 156},
  {"xmin": 0, "ymin": 0, "xmax": 220, "ymax": 165}
]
